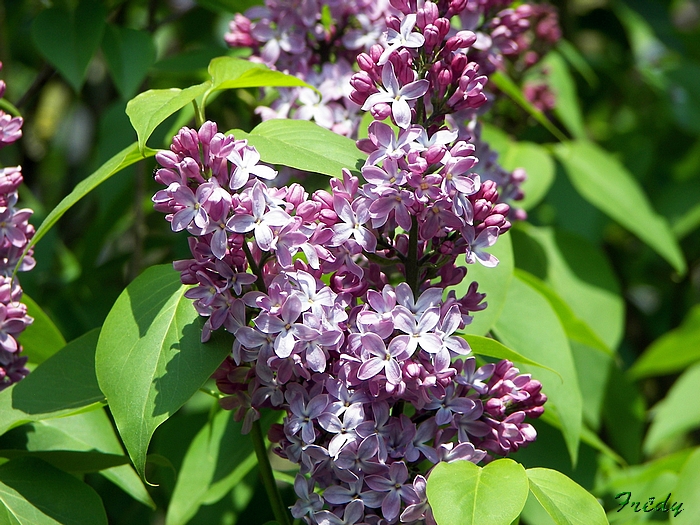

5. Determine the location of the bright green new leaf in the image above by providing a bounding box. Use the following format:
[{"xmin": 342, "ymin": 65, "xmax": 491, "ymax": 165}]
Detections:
[
  {"xmin": 166, "ymin": 409, "xmax": 277, "ymax": 525},
  {"xmin": 500, "ymin": 141, "xmax": 555, "ymax": 211},
  {"xmin": 17, "ymin": 142, "xmax": 156, "ymax": 271},
  {"xmin": 461, "ymin": 335, "xmax": 559, "ymax": 376},
  {"xmin": 643, "ymin": 363, "xmax": 700, "ymax": 454},
  {"xmin": 526, "ymin": 468, "xmax": 608, "ymax": 525},
  {"xmin": 512, "ymin": 225, "xmax": 624, "ymax": 350},
  {"xmin": 126, "ymin": 83, "xmax": 210, "ymax": 153},
  {"xmin": 16, "ymin": 295, "xmax": 66, "ymax": 365},
  {"xmin": 102, "ymin": 26, "xmax": 157, "ymax": 100},
  {"xmin": 454, "ymin": 232, "xmax": 514, "ymax": 336},
  {"xmin": 630, "ymin": 304, "xmax": 700, "ymax": 378},
  {"xmin": 0, "ymin": 457, "xmax": 107, "ymax": 524},
  {"xmin": 515, "ymin": 270, "xmax": 612, "ymax": 355},
  {"xmin": 494, "ymin": 275, "xmax": 582, "ymax": 464},
  {"xmin": 555, "ymin": 141, "xmax": 686, "ymax": 275},
  {"xmin": 95, "ymin": 265, "xmax": 231, "ymax": 480},
  {"xmin": 233, "ymin": 119, "xmax": 366, "ymax": 178},
  {"xmin": 207, "ymin": 56, "xmax": 315, "ymax": 93},
  {"xmin": 426, "ymin": 459, "xmax": 528, "ymax": 525},
  {"xmin": 0, "ymin": 330, "xmax": 105, "ymax": 436},
  {"xmin": 30, "ymin": 1, "xmax": 106, "ymax": 92},
  {"xmin": 541, "ymin": 51, "xmax": 587, "ymax": 140}
]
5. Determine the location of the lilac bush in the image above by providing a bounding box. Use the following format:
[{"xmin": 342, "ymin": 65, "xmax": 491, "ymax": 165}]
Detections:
[
  {"xmin": 0, "ymin": 63, "xmax": 34, "ymax": 391},
  {"xmin": 153, "ymin": 1, "xmax": 555, "ymax": 522}
]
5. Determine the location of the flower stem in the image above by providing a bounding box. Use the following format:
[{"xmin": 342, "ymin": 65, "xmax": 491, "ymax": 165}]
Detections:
[
  {"xmin": 405, "ymin": 215, "xmax": 420, "ymax": 297},
  {"xmin": 251, "ymin": 419, "xmax": 291, "ymax": 525}
]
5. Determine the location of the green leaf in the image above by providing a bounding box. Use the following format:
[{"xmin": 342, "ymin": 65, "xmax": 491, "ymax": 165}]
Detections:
[
  {"xmin": 554, "ymin": 141, "xmax": 686, "ymax": 275},
  {"xmin": 500, "ymin": 141, "xmax": 555, "ymax": 211},
  {"xmin": 490, "ymin": 71, "xmax": 568, "ymax": 142},
  {"xmin": 540, "ymin": 52, "xmax": 587, "ymax": 140},
  {"xmin": 0, "ymin": 409, "xmax": 128, "ymax": 474},
  {"xmin": 1, "ymin": 330, "xmax": 105, "ymax": 436},
  {"xmin": 526, "ymin": 468, "xmax": 608, "ymax": 525},
  {"xmin": 630, "ymin": 305, "xmax": 700, "ymax": 378},
  {"xmin": 16, "ymin": 295, "xmax": 66, "ymax": 365},
  {"xmin": 30, "ymin": 1, "xmax": 106, "ymax": 92},
  {"xmin": 426, "ymin": 459, "xmax": 528, "ymax": 525},
  {"xmin": 658, "ymin": 448, "xmax": 699, "ymax": 524},
  {"xmin": 207, "ymin": 56, "xmax": 315, "ymax": 93},
  {"xmin": 643, "ymin": 363, "xmax": 700, "ymax": 454},
  {"xmin": 493, "ymin": 275, "xmax": 582, "ymax": 464},
  {"xmin": 126, "ymin": 83, "xmax": 210, "ymax": 154},
  {"xmin": 95, "ymin": 265, "xmax": 231, "ymax": 480},
  {"xmin": 453, "ymin": 231, "xmax": 514, "ymax": 336},
  {"xmin": 232, "ymin": 119, "xmax": 366, "ymax": 177},
  {"xmin": 461, "ymin": 335, "xmax": 560, "ymax": 376},
  {"xmin": 100, "ymin": 464, "xmax": 156, "ymax": 510},
  {"xmin": 599, "ymin": 448, "xmax": 691, "ymax": 496},
  {"xmin": 166, "ymin": 409, "xmax": 277, "ymax": 525},
  {"xmin": 18, "ymin": 142, "xmax": 156, "ymax": 270},
  {"xmin": 102, "ymin": 26, "xmax": 157, "ymax": 100},
  {"xmin": 515, "ymin": 270, "xmax": 612, "ymax": 355},
  {"xmin": 512, "ymin": 225, "xmax": 624, "ymax": 350},
  {"xmin": 0, "ymin": 457, "xmax": 107, "ymax": 524}
]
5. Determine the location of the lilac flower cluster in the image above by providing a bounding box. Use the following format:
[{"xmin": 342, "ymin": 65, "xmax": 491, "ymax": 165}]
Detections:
[
  {"xmin": 154, "ymin": 119, "xmax": 545, "ymax": 522},
  {"xmin": 154, "ymin": 2, "xmax": 552, "ymax": 522},
  {"xmin": 0, "ymin": 63, "xmax": 35, "ymax": 391}
]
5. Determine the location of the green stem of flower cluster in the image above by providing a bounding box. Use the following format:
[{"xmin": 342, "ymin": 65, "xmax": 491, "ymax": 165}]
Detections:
[{"xmin": 251, "ymin": 419, "xmax": 292, "ymax": 525}]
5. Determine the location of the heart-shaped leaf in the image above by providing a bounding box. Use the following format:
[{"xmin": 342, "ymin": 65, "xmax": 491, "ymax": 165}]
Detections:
[
  {"xmin": 427, "ymin": 459, "xmax": 529, "ymax": 525},
  {"xmin": 31, "ymin": 1, "xmax": 106, "ymax": 92},
  {"xmin": 102, "ymin": 26, "xmax": 157, "ymax": 100}
]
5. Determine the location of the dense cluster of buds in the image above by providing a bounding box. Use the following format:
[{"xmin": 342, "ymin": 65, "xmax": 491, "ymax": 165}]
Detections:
[
  {"xmin": 225, "ymin": 0, "xmax": 560, "ymax": 219},
  {"xmin": 153, "ymin": 1, "xmax": 553, "ymax": 522},
  {"xmin": 0, "ymin": 63, "xmax": 35, "ymax": 390}
]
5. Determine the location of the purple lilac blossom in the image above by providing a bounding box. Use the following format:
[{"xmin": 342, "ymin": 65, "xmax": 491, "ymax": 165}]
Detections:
[
  {"xmin": 0, "ymin": 63, "xmax": 34, "ymax": 391},
  {"xmin": 223, "ymin": 0, "xmax": 562, "ymax": 217},
  {"xmin": 154, "ymin": 1, "xmax": 562, "ymax": 521}
]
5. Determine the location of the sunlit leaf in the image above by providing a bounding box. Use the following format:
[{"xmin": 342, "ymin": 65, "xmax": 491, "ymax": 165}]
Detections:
[
  {"xmin": 454, "ymin": 232, "xmax": 514, "ymax": 337},
  {"xmin": 126, "ymin": 84, "xmax": 210, "ymax": 154},
  {"xmin": 207, "ymin": 56, "xmax": 315, "ymax": 93},
  {"xmin": 493, "ymin": 275, "xmax": 582, "ymax": 464},
  {"xmin": 427, "ymin": 459, "xmax": 528, "ymax": 525},
  {"xmin": 658, "ymin": 448, "xmax": 699, "ymax": 524},
  {"xmin": 95, "ymin": 265, "xmax": 230, "ymax": 480},
  {"xmin": 501, "ymin": 141, "xmax": 555, "ymax": 211},
  {"xmin": 0, "ymin": 330, "xmax": 104, "ymax": 436},
  {"xmin": 232, "ymin": 119, "xmax": 366, "ymax": 178},
  {"xmin": 512, "ymin": 224, "xmax": 624, "ymax": 350},
  {"xmin": 462, "ymin": 334, "xmax": 559, "ymax": 376},
  {"xmin": 555, "ymin": 141, "xmax": 686, "ymax": 275},
  {"xmin": 0, "ymin": 409, "xmax": 129, "ymax": 473},
  {"xmin": 526, "ymin": 468, "xmax": 608, "ymax": 525},
  {"xmin": 0, "ymin": 457, "xmax": 107, "ymax": 524}
]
